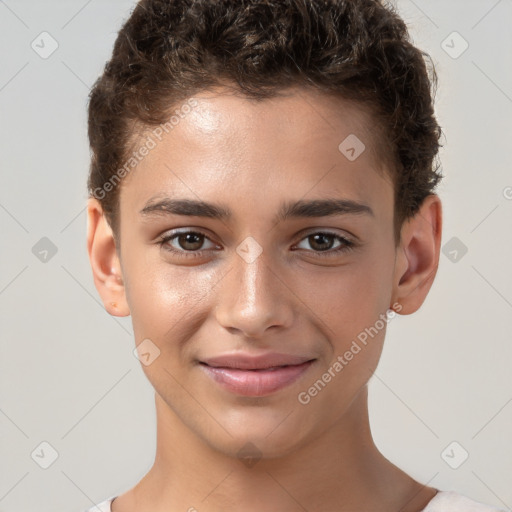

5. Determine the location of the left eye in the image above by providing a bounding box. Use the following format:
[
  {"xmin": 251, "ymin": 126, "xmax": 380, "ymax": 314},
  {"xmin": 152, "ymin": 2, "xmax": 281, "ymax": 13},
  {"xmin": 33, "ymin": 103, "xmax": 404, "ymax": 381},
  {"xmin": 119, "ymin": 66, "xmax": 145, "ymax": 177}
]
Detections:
[{"xmin": 294, "ymin": 232, "xmax": 353, "ymax": 252}]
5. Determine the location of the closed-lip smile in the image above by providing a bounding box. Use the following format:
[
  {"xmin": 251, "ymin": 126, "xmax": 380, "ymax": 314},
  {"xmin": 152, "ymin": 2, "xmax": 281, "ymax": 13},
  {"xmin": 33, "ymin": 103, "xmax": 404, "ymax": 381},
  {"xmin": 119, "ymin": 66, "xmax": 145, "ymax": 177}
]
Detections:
[{"xmin": 199, "ymin": 352, "xmax": 316, "ymax": 396}]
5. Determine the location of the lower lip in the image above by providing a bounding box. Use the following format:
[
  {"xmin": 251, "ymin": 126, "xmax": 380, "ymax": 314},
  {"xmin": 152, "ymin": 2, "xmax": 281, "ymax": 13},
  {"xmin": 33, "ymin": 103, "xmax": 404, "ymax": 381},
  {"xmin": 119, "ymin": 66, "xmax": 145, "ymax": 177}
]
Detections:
[{"xmin": 199, "ymin": 360, "xmax": 315, "ymax": 397}]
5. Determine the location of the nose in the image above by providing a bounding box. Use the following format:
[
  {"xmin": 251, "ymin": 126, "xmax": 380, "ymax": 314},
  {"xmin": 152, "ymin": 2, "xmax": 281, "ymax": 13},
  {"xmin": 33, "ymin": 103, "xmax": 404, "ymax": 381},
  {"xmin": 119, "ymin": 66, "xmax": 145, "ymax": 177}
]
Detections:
[{"xmin": 214, "ymin": 247, "xmax": 294, "ymax": 339}]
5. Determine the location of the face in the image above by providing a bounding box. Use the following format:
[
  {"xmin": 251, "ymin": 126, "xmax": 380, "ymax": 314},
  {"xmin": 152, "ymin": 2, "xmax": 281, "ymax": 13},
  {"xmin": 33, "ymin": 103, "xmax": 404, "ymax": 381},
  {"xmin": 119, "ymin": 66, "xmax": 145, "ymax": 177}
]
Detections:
[{"xmin": 114, "ymin": 87, "xmax": 400, "ymax": 458}]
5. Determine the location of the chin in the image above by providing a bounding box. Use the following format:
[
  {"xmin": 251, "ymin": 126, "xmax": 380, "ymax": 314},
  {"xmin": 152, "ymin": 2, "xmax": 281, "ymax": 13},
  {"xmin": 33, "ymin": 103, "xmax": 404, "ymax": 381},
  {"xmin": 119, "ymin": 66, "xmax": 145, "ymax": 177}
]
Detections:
[
  {"xmin": 203, "ymin": 416, "xmax": 311, "ymax": 462},
  {"xmin": 213, "ymin": 434, "xmax": 301, "ymax": 463}
]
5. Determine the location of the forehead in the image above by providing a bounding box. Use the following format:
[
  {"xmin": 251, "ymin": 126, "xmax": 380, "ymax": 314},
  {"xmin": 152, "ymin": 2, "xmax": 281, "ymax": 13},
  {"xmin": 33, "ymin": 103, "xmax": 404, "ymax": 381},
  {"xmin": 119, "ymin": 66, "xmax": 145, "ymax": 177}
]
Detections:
[
  {"xmin": 161, "ymin": 87, "xmax": 386, "ymax": 167},
  {"xmin": 119, "ymin": 87, "xmax": 393, "ymax": 221}
]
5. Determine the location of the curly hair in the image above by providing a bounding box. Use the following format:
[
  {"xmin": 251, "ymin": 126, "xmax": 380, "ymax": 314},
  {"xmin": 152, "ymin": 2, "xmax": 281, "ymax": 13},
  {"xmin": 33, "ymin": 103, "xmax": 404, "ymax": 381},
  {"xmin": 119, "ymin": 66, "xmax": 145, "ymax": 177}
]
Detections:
[{"xmin": 87, "ymin": 0, "xmax": 443, "ymax": 245}]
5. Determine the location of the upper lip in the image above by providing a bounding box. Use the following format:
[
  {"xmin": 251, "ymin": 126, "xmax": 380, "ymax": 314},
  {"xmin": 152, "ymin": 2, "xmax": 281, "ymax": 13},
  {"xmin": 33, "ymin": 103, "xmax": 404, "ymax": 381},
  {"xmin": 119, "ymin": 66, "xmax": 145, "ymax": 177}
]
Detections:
[{"xmin": 200, "ymin": 352, "xmax": 315, "ymax": 370}]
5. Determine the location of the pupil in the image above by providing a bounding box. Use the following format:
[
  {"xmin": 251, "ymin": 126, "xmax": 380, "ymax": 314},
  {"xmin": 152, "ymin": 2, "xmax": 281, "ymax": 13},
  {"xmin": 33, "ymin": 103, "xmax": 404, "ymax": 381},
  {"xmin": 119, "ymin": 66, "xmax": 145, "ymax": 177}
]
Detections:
[
  {"xmin": 311, "ymin": 233, "xmax": 333, "ymax": 251},
  {"xmin": 180, "ymin": 233, "xmax": 203, "ymax": 250}
]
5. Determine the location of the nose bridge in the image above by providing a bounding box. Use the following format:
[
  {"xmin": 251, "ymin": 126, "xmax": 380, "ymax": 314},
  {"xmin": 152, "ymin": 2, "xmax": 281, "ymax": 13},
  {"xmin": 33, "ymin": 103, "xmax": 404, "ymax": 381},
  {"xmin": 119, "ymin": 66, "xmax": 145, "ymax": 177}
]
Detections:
[{"xmin": 215, "ymin": 239, "xmax": 293, "ymax": 337}]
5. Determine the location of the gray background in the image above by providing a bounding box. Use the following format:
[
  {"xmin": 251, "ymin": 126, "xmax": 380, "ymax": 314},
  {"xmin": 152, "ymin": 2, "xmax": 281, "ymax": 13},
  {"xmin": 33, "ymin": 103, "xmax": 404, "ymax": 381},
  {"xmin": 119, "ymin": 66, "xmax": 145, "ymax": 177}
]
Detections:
[{"xmin": 0, "ymin": 0, "xmax": 511, "ymax": 511}]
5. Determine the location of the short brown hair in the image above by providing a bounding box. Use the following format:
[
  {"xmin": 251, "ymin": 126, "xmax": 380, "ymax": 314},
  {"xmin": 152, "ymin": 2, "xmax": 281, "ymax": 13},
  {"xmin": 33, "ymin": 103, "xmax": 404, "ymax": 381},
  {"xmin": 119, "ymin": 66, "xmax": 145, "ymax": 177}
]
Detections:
[{"xmin": 87, "ymin": 0, "xmax": 443, "ymax": 244}]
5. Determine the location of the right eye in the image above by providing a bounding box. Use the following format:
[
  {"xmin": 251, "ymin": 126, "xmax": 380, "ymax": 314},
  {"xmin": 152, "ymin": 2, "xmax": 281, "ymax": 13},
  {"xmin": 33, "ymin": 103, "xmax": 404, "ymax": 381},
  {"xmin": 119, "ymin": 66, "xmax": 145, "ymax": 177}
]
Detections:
[{"xmin": 158, "ymin": 230, "xmax": 220, "ymax": 257}]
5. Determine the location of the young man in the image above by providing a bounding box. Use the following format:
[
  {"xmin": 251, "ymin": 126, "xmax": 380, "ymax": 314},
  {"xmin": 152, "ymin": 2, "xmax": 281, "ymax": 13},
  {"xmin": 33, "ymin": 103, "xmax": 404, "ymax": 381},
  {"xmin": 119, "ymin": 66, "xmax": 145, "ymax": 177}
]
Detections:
[{"xmin": 85, "ymin": 0, "xmax": 502, "ymax": 510}]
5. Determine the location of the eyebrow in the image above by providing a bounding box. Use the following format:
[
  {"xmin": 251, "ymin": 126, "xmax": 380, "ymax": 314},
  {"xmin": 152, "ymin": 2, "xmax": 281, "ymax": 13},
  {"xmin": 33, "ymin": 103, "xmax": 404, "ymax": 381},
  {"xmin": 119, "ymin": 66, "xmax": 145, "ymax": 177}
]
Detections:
[{"xmin": 139, "ymin": 197, "xmax": 374, "ymax": 222}]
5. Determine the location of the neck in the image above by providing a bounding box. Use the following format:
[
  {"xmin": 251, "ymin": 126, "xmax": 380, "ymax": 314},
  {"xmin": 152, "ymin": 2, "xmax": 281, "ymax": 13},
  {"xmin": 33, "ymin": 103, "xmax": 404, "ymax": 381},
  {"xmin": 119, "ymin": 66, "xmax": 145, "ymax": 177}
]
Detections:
[{"xmin": 116, "ymin": 386, "xmax": 437, "ymax": 512}]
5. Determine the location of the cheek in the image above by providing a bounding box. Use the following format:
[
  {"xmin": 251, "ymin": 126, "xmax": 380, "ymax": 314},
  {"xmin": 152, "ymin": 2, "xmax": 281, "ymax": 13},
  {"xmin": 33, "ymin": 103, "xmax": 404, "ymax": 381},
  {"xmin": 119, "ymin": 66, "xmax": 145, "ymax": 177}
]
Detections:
[
  {"xmin": 316, "ymin": 255, "xmax": 393, "ymax": 335},
  {"xmin": 297, "ymin": 261, "xmax": 393, "ymax": 413},
  {"xmin": 307, "ymin": 249, "xmax": 395, "ymax": 386},
  {"xmin": 124, "ymin": 262, "xmax": 221, "ymax": 392},
  {"xmin": 124, "ymin": 252, "xmax": 220, "ymax": 343}
]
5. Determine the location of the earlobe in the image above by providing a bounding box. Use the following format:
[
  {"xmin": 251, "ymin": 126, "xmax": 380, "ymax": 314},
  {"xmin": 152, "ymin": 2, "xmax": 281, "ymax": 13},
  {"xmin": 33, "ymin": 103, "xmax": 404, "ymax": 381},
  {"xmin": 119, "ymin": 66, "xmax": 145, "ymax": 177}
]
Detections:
[
  {"xmin": 86, "ymin": 198, "xmax": 130, "ymax": 317},
  {"xmin": 391, "ymin": 194, "xmax": 442, "ymax": 315}
]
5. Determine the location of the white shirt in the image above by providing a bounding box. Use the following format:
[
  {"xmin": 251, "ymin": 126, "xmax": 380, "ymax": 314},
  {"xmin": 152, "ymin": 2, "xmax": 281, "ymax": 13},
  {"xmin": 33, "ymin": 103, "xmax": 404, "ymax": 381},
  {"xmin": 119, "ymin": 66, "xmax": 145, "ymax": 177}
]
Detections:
[
  {"xmin": 421, "ymin": 491, "xmax": 505, "ymax": 511},
  {"xmin": 85, "ymin": 491, "xmax": 505, "ymax": 511}
]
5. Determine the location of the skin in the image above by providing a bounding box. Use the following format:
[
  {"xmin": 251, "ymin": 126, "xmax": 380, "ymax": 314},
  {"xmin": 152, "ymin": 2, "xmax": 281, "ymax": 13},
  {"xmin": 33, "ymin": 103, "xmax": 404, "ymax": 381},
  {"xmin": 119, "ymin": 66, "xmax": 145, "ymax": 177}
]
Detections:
[{"xmin": 87, "ymin": 85, "xmax": 442, "ymax": 512}]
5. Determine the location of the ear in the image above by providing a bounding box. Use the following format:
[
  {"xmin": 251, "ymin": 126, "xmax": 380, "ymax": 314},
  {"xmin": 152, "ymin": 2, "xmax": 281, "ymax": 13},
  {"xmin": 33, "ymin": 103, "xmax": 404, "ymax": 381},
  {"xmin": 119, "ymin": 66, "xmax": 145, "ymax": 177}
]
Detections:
[
  {"xmin": 86, "ymin": 197, "xmax": 130, "ymax": 317},
  {"xmin": 391, "ymin": 194, "xmax": 442, "ymax": 315}
]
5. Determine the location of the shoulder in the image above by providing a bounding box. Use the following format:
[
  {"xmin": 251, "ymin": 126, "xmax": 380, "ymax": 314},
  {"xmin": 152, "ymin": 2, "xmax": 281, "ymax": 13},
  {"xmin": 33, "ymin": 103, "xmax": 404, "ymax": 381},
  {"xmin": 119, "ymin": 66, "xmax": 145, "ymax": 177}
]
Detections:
[
  {"xmin": 422, "ymin": 491, "xmax": 505, "ymax": 512},
  {"xmin": 84, "ymin": 497, "xmax": 116, "ymax": 512}
]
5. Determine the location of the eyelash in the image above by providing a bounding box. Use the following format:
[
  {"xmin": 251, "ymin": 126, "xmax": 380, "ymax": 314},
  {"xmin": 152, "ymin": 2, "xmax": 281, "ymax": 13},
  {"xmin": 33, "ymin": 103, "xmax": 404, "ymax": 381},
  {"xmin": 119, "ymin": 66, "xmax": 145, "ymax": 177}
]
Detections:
[{"xmin": 157, "ymin": 230, "xmax": 356, "ymax": 259}]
